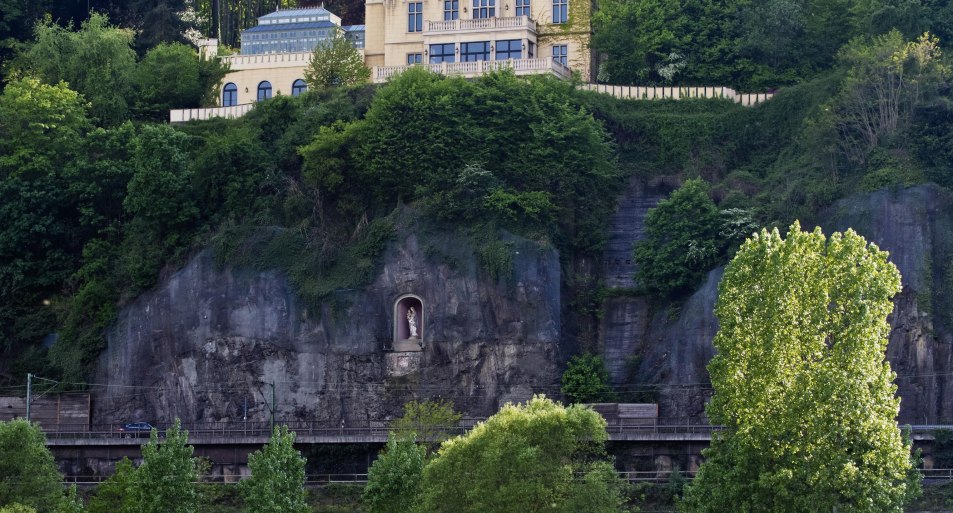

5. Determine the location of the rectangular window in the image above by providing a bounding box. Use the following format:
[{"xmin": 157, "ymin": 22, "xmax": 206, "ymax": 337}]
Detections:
[
  {"xmin": 552, "ymin": 44, "xmax": 567, "ymax": 65},
  {"xmin": 430, "ymin": 43, "xmax": 456, "ymax": 63},
  {"xmin": 495, "ymin": 39, "xmax": 521, "ymax": 60},
  {"xmin": 472, "ymin": 0, "xmax": 495, "ymax": 19},
  {"xmin": 444, "ymin": 0, "xmax": 459, "ymax": 20},
  {"xmin": 407, "ymin": 53, "xmax": 423, "ymax": 64},
  {"xmin": 516, "ymin": 0, "xmax": 530, "ymax": 16},
  {"xmin": 408, "ymin": 2, "xmax": 423, "ymax": 32},
  {"xmin": 461, "ymin": 41, "xmax": 490, "ymax": 61},
  {"xmin": 552, "ymin": 0, "xmax": 567, "ymax": 23},
  {"xmin": 529, "ymin": 41, "xmax": 535, "ymax": 58}
]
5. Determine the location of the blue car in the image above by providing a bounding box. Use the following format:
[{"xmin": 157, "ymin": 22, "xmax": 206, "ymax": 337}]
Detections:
[{"xmin": 119, "ymin": 422, "xmax": 153, "ymax": 437}]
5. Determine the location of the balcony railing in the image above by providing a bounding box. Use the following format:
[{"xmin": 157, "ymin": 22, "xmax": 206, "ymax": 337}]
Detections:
[
  {"xmin": 219, "ymin": 51, "xmax": 313, "ymax": 70},
  {"xmin": 170, "ymin": 103, "xmax": 254, "ymax": 123},
  {"xmin": 425, "ymin": 15, "xmax": 536, "ymax": 34},
  {"xmin": 373, "ymin": 57, "xmax": 570, "ymax": 82}
]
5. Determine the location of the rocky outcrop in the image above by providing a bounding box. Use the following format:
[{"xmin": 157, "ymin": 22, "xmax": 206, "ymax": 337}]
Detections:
[
  {"xmin": 92, "ymin": 220, "xmax": 561, "ymax": 425},
  {"xmin": 599, "ymin": 183, "xmax": 953, "ymax": 424}
]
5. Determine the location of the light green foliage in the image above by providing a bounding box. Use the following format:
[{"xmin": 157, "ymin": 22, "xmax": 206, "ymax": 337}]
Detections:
[
  {"xmin": 633, "ymin": 179, "xmax": 724, "ymax": 298},
  {"xmin": 56, "ymin": 486, "xmax": 83, "ymax": 513},
  {"xmin": 135, "ymin": 420, "xmax": 199, "ymax": 513},
  {"xmin": 682, "ymin": 222, "xmax": 919, "ymax": 513},
  {"xmin": 0, "ymin": 420, "xmax": 65, "ymax": 512},
  {"xmin": 240, "ymin": 425, "xmax": 309, "ymax": 513},
  {"xmin": 22, "ymin": 13, "xmax": 136, "ymax": 125},
  {"xmin": 391, "ymin": 400, "xmax": 462, "ymax": 453},
  {"xmin": 0, "ymin": 505, "xmax": 35, "ymax": 513},
  {"xmin": 418, "ymin": 395, "xmax": 626, "ymax": 513},
  {"xmin": 87, "ymin": 458, "xmax": 137, "ymax": 513},
  {"xmin": 363, "ymin": 434, "xmax": 427, "ymax": 513},
  {"xmin": 134, "ymin": 42, "xmax": 228, "ymax": 120},
  {"xmin": 561, "ymin": 353, "xmax": 616, "ymax": 404},
  {"xmin": 303, "ymin": 34, "xmax": 370, "ymax": 88},
  {"xmin": 828, "ymin": 31, "xmax": 949, "ymax": 166}
]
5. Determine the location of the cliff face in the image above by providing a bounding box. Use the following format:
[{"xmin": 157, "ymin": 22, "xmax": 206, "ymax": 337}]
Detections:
[
  {"xmin": 92, "ymin": 223, "xmax": 561, "ymax": 425},
  {"xmin": 600, "ymin": 183, "xmax": 953, "ymax": 424}
]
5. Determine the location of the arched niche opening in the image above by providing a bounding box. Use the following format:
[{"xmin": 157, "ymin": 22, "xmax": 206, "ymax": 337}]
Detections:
[{"xmin": 393, "ymin": 294, "xmax": 423, "ymax": 352}]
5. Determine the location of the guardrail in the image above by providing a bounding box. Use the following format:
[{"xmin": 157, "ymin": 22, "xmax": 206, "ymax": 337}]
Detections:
[
  {"xmin": 577, "ymin": 83, "xmax": 774, "ymax": 106},
  {"xmin": 170, "ymin": 103, "xmax": 254, "ymax": 123},
  {"xmin": 61, "ymin": 468, "xmax": 953, "ymax": 486},
  {"xmin": 39, "ymin": 421, "xmax": 952, "ymax": 440}
]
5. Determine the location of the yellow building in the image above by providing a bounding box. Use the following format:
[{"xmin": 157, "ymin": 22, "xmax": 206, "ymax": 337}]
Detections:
[
  {"xmin": 364, "ymin": 0, "xmax": 592, "ymax": 81},
  {"xmin": 173, "ymin": 2, "xmax": 591, "ymax": 120}
]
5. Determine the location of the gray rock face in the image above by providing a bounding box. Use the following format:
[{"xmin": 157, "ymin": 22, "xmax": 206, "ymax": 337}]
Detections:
[
  {"xmin": 599, "ymin": 183, "xmax": 953, "ymax": 424},
  {"xmin": 93, "ymin": 227, "xmax": 561, "ymax": 425},
  {"xmin": 601, "ymin": 177, "xmax": 669, "ymax": 288}
]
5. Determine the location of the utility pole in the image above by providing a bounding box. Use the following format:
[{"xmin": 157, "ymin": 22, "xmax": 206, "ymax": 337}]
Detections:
[
  {"xmin": 25, "ymin": 373, "xmax": 32, "ymax": 421},
  {"xmin": 270, "ymin": 382, "xmax": 276, "ymax": 430}
]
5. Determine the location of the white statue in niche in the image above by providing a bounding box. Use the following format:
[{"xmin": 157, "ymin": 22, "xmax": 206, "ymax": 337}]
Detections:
[{"xmin": 407, "ymin": 306, "xmax": 418, "ymax": 338}]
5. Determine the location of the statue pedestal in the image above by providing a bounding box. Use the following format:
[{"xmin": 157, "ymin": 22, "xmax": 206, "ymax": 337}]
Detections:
[
  {"xmin": 392, "ymin": 338, "xmax": 422, "ymax": 352},
  {"xmin": 386, "ymin": 351, "xmax": 422, "ymax": 377}
]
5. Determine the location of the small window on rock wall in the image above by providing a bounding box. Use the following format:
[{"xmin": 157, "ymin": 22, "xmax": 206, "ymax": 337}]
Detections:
[{"xmin": 393, "ymin": 295, "xmax": 424, "ymax": 352}]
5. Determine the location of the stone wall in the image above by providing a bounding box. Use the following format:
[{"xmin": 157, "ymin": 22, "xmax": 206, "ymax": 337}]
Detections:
[{"xmin": 92, "ymin": 222, "xmax": 561, "ymax": 426}]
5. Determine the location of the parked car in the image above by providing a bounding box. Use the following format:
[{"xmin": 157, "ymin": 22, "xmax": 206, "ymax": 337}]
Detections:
[{"xmin": 118, "ymin": 422, "xmax": 153, "ymax": 437}]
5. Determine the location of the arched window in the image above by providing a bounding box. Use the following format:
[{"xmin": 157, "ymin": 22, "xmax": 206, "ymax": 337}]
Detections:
[
  {"xmin": 222, "ymin": 83, "xmax": 238, "ymax": 106},
  {"xmin": 257, "ymin": 81, "xmax": 272, "ymax": 102},
  {"xmin": 291, "ymin": 79, "xmax": 307, "ymax": 97}
]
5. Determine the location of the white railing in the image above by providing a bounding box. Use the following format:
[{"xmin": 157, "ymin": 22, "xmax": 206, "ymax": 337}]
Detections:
[
  {"xmin": 425, "ymin": 15, "xmax": 535, "ymax": 34},
  {"xmin": 373, "ymin": 56, "xmax": 570, "ymax": 82},
  {"xmin": 169, "ymin": 103, "xmax": 254, "ymax": 123},
  {"xmin": 577, "ymin": 83, "xmax": 775, "ymax": 106},
  {"xmin": 219, "ymin": 52, "xmax": 313, "ymax": 69}
]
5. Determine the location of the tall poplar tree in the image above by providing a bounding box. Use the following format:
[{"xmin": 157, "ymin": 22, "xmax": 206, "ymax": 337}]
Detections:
[{"xmin": 682, "ymin": 222, "xmax": 919, "ymax": 513}]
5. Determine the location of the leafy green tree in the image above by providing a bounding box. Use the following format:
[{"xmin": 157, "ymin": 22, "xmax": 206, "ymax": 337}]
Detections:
[
  {"xmin": 418, "ymin": 395, "xmax": 626, "ymax": 513},
  {"xmin": 828, "ymin": 31, "xmax": 949, "ymax": 166},
  {"xmin": 133, "ymin": 42, "xmax": 228, "ymax": 120},
  {"xmin": 22, "ymin": 13, "xmax": 136, "ymax": 125},
  {"xmin": 681, "ymin": 222, "xmax": 920, "ymax": 513},
  {"xmin": 0, "ymin": 78, "xmax": 90, "ymax": 354},
  {"xmin": 591, "ymin": 0, "xmax": 689, "ymax": 84},
  {"xmin": 363, "ymin": 434, "xmax": 427, "ymax": 513},
  {"xmin": 0, "ymin": 420, "xmax": 65, "ymax": 512},
  {"xmin": 633, "ymin": 179, "xmax": 724, "ymax": 298},
  {"xmin": 239, "ymin": 425, "xmax": 308, "ymax": 513},
  {"xmin": 303, "ymin": 33, "xmax": 370, "ymax": 88},
  {"xmin": 87, "ymin": 458, "xmax": 137, "ymax": 513},
  {"xmin": 391, "ymin": 399, "xmax": 462, "ymax": 454},
  {"xmin": 134, "ymin": 419, "xmax": 199, "ymax": 513},
  {"xmin": 121, "ymin": 124, "xmax": 198, "ymax": 291},
  {"xmin": 561, "ymin": 353, "xmax": 616, "ymax": 404}
]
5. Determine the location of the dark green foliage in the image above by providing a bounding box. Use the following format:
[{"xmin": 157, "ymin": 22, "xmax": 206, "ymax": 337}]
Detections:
[
  {"xmin": 212, "ymin": 216, "xmax": 395, "ymax": 313},
  {"xmin": 935, "ymin": 429, "xmax": 953, "ymax": 469},
  {"xmin": 304, "ymin": 68, "xmax": 620, "ymax": 253},
  {"xmin": 633, "ymin": 179, "xmax": 724, "ymax": 298},
  {"xmin": 133, "ymin": 42, "xmax": 229, "ymax": 120},
  {"xmin": 561, "ymin": 353, "xmax": 616, "ymax": 404},
  {"xmin": 591, "ymin": 0, "xmax": 953, "ymax": 90}
]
